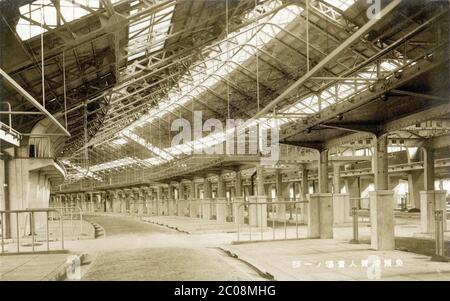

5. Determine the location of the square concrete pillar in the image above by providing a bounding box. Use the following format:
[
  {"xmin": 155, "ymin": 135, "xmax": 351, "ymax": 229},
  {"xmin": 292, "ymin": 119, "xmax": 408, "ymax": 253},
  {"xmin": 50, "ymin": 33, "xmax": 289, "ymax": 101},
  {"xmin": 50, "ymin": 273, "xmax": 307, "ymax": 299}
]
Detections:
[
  {"xmin": 319, "ymin": 194, "xmax": 333, "ymax": 239},
  {"xmin": 420, "ymin": 190, "xmax": 447, "ymax": 233},
  {"xmin": 81, "ymin": 199, "xmax": 88, "ymax": 212},
  {"xmin": 107, "ymin": 200, "xmax": 113, "ymax": 212},
  {"xmin": 307, "ymin": 194, "xmax": 319, "ymax": 238},
  {"xmin": 145, "ymin": 200, "xmax": 151, "ymax": 215},
  {"xmin": 121, "ymin": 199, "xmax": 127, "ymax": 214},
  {"xmin": 307, "ymin": 194, "xmax": 333, "ymax": 239},
  {"xmin": 248, "ymin": 196, "xmax": 267, "ymax": 227},
  {"xmin": 113, "ymin": 199, "xmax": 121, "ymax": 213},
  {"xmin": 178, "ymin": 199, "xmax": 187, "ymax": 217},
  {"xmin": 369, "ymin": 190, "xmax": 395, "ymax": 250},
  {"xmin": 215, "ymin": 197, "xmax": 227, "ymax": 223},
  {"xmin": 275, "ymin": 197, "xmax": 286, "ymax": 221},
  {"xmin": 332, "ymin": 193, "xmax": 351, "ymax": 225},
  {"xmin": 233, "ymin": 197, "xmax": 245, "ymax": 225},
  {"xmin": 137, "ymin": 201, "xmax": 144, "ymax": 215},
  {"xmin": 88, "ymin": 202, "xmax": 95, "ymax": 213},
  {"xmin": 129, "ymin": 201, "xmax": 135, "ymax": 215},
  {"xmin": 202, "ymin": 198, "xmax": 211, "ymax": 221},
  {"xmin": 408, "ymin": 170, "xmax": 424, "ymax": 209},
  {"xmin": 189, "ymin": 199, "xmax": 199, "ymax": 218},
  {"xmin": 168, "ymin": 199, "xmax": 176, "ymax": 215}
]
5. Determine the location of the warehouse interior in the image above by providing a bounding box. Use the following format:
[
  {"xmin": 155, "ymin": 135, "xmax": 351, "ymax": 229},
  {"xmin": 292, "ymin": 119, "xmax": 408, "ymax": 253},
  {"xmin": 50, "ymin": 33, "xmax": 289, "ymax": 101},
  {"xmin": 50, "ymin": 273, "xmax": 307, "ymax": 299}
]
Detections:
[{"xmin": 0, "ymin": 0, "xmax": 449, "ymax": 281}]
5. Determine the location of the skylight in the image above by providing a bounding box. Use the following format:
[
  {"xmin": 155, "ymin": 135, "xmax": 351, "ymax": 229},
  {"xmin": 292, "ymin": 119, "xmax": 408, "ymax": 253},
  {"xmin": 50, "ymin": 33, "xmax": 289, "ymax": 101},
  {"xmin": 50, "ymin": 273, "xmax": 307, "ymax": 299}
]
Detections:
[
  {"xmin": 322, "ymin": 0, "xmax": 355, "ymax": 11},
  {"xmin": 111, "ymin": 137, "xmax": 127, "ymax": 146},
  {"xmin": 123, "ymin": 1, "xmax": 303, "ymax": 132},
  {"xmin": 90, "ymin": 157, "xmax": 138, "ymax": 172},
  {"xmin": 62, "ymin": 159, "xmax": 102, "ymax": 181},
  {"xmin": 126, "ymin": 1, "xmax": 174, "ymax": 61},
  {"xmin": 16, "ymin": 0, "xmax": 120, "ymax": 41},
  {"xmin": 122, "ymin": 130, "xmax": 174, "ymax": 161}
]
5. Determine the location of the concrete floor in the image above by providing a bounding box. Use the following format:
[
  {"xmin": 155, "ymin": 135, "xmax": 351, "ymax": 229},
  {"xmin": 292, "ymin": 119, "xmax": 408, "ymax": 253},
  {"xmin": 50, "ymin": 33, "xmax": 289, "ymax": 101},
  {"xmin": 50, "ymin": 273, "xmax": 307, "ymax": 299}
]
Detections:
[
  {"xmin": 220, "ymin": 239, "xmax": 450, "ymax": 281},
  {"xmin": 78, "ymin": 215, "xmax": 264, "ymax": 280},
  {"xmin": 0, "ymin": 253, "xmax": 71, "ymax": 281},
  {"xmin": 3, "ymin": 214, "xmax": 449, "ymax": 281}
]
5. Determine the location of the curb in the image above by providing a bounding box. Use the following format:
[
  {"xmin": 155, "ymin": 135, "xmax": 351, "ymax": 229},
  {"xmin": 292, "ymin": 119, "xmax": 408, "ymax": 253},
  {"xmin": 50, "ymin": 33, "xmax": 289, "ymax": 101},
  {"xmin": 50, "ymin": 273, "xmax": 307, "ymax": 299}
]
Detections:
[
  {"xmin": 43, "ymin": 253, "xmax": 87, "ymax": 281},
  {"xmin": 142, "ymin": 219, "xmax": 191, "ymax": 234},
  {"xmin": 218, "ymin": 247, "xmax": 275, "ymax": 281}
]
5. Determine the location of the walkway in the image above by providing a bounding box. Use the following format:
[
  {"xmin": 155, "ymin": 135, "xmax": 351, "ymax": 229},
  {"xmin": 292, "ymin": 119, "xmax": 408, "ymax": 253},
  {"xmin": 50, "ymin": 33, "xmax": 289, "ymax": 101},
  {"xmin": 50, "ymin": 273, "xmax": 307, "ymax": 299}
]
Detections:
[
  {"xmin": 77, "ymin": 215, "xmax": 264, "ymax": 280},
  {"xmin": 0, "ymin": 253, "xmax": 71, "ymax": 281},
  {"xmin": 220, "ymin": 239, "xmax": 450, "ymax": 281}
]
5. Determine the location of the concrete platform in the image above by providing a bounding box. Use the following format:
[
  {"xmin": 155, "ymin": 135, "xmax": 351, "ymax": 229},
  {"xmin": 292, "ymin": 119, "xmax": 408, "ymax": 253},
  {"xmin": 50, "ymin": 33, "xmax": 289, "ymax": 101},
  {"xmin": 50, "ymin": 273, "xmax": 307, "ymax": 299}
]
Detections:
[
  {"xmin": 220, "ymin": 239, "xmax": 450, "ymax": 281},
  {"xmin": 0, "ymin": 253, "xmax": 74, "ymax": 281}
]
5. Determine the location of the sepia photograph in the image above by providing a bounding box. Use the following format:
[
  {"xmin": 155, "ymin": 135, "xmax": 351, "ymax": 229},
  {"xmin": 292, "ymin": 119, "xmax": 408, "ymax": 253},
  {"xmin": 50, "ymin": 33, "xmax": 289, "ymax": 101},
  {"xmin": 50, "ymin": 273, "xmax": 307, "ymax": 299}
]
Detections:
[{"xmin": 0, "ymin": 0, "xmax": 449, "ymax": 290}]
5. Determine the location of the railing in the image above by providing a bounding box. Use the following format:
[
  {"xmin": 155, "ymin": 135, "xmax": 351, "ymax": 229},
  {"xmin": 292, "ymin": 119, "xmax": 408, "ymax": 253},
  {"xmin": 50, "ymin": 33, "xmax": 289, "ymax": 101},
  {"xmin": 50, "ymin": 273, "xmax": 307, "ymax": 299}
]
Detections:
[
  {"xmin": 349, "ymin": 197, "xmax": 370, "ymax": 220},
  {"xmin": 431, "ymin": 210, "xmax": 448, "ymax": 262},
  {"xmin": 194, "ymin": 199, "xmax": 233, "ymax": 222},
  {"xmin": 49, "ymin": 206, "xmax": 84, "ymax": 237},
  {"xmin": 236, "ymin": 200, "xmax": 308, "ymax": 242},
  {"xmin": 0, "ymin": 208, "xmax": 65, "ymax": 254}
]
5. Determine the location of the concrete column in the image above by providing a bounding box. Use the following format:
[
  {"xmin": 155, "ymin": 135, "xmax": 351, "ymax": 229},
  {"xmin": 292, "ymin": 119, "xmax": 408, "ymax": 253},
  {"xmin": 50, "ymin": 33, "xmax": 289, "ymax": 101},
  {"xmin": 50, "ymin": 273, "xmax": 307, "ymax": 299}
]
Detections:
[
  {"xmin": 129, "ymin": 190, "xmax": 136, "ymax": 215},
  {"xmin": 216, "ymin": 174, "xmax": 227, "ymax": 223},
  {"xmin": 235, "ymin": 172, "xmax": 243, "ymax": 196},
  {"xmin": 319, "ymin": 150, "xmax": 329, "ymax": 193},
  {"xmin": 420, "ymin": 191, "xmax": 447, "ymax": 233},
  {"xmin": 96, "ymin": 193, "xmax": 102, "ymax": 212},
  {"xmin": 202, "ymin": 180, "xmax": 212, "ymax": 221},
  {"xmin": 307, "ymin": 193, "xmax": 333, "ymax": 239},
  {"xmin": 248, "ymin": 165, "xmax": 267, "ymax": 227},
  {"xmin": 136, "ymin": 189, "xmax": 145, "ymax": 215},
  {"xmin": 423, "ymin": 146, "xmax": 435, "ymax": 191},
  {"xmin": 420, "ymin": 145, "xmax": 446, "ymax": 232},
  {"xmin": 81, "ymin": 193, "xmax": 87, "ymax": 212},
  {"xmin": 156, "ymin": 186, "xmax": 163, "ymax": 215},
  {"xmin": 144, "ymin": 188, "xmax": 152, "ymax": 215},
  {"xmin": 332, "ymin": 162, "xmax": 350, "ymax": 224},
  {"xmin": 89, "ymin": 192, "xmax": 95, "ymax": 213},
  {"xmin": 370, "ymin": 135, "xmax": 395, "ymax": 250},
  {"xmin": 103, "ymin": 192, "xmax": 108, "ymax": 212},
  {"xmin": 307, "ymin": 150, "xmax": 333, "ymax": 238},
  {"xmin": 151, "ymin": 189, "xmax": 157, "ymax": 215},
  {"xmin": 167, "ymin": 184, "xmax": 176, "ymax": 215},
  {"xmin": 275, "ymin": 169, "xmax": 286, "ymax": 221},
  {"xmin": 178, "ymin": 183, "xmax": 186, "ymax": 217},
  {"xmin": 189, "ymin": 181, "xmax": 198, "ymax": 218},
  {"xmin": 233, "ymin": 172, "xmax": 245, "ymax": 225},
  {"xmin": 408, "ymin": 170, "xmax": 424, "ymax": 209},
  {"xmin": 299, "ymin": 164, "xmax": 308, "ymax": 222},
  {"xmin": 332, "ymin": 163, "xmax": 341, "ymax": 194},
  {"xmin": 118, "ymin": 191, "xmax": 126, "ymax": 214},
  {"xmin": 109, "ymin": 191, "xmax": 118, "ymax": 213},
  {"xmin": 106, "ymin": 193, "xmax": 113, "ymax": 212}
]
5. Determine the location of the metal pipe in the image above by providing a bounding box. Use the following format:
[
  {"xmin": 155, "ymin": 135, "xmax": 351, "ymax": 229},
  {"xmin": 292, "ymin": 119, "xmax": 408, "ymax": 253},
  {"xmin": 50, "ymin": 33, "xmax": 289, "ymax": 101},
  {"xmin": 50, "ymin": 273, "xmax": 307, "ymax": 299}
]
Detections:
[
  {"xmin": 31, "ymin": 212, "xmax": 35, "ymax": 252},
  {"xmin": 0, "ymin": 102, "xmax": 12, "ymax": 129},
  {"xmin": 46, "ymin": 211, "xmax": 49, "ymax": 251},
  {"xmin": 0, "ymin": 68, "xmax": 70, "ymax": 137},
  {"xmin": 1, "ymin": 212, "xmax": 4, "ymax": 253},
  {"xmin": 16, "ymin": 212, "xmax": 19, "ymax": 253}
]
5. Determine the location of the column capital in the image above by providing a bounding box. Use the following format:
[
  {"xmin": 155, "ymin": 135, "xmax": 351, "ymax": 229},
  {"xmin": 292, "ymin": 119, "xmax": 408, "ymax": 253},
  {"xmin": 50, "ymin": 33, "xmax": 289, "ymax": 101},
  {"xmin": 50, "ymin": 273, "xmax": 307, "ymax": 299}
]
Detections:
[{"xmin": 108, "ymin": 190, "xmax": 118, "ymax": 198}]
